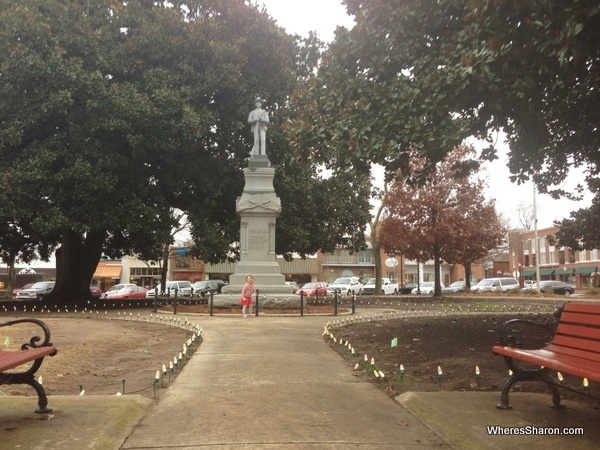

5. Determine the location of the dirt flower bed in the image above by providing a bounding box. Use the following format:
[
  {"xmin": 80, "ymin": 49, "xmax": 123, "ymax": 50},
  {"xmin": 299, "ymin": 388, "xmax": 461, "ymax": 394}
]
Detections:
[
  {"xmin": 0, "ymin": 317, "xmax": 196, "ymax": 399},
  {"xmin": 329, "ymin": 312, "xmax": 600, "ymax": 407}
]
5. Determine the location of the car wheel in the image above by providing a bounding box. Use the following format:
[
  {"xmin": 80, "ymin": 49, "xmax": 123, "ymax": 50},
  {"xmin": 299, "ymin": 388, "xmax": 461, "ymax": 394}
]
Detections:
[
  {"xmin": 36, "ymin": 294, "xmax": 44, "ymax": 301},
  {"xmin": 565, "ymin": 290, "xmax": 572, "ymax": 296}
]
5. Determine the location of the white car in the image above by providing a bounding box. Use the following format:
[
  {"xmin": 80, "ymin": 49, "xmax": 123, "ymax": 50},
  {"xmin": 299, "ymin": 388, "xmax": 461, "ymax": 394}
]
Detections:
[
  {"xmin": 471, "ymin": 277, "xmax": 520, "ymax": 292},
  {"xmin": 326, "ymin": 277, "xmax": 362, "ymax": 296},
  {"xmin": 360, "ymin": 278, "xmax": 399, "ymax": 295},
  {"xmin": 146, "ymin": 281, "xmax": 193, "ymax": 298},
  {"xmin": 411, "ymin": 282, "xmax": 441, "ymax": 295}
]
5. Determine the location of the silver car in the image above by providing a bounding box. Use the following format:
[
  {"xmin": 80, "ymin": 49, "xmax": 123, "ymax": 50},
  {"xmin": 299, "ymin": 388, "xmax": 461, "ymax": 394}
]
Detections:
[{"xmin": 15, "ymin": 281, "xmax": 55, "ymax": 301}]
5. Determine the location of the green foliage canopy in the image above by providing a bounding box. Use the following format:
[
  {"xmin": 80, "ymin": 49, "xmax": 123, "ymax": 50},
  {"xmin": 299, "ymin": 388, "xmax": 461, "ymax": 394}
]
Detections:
[
  {"xmin": 288, "ymin": 0, "xmax": 599, "ymax": 245},
  {"xmin": 0, "ymin": 0, "xmax": 371, "ymax": 304}
]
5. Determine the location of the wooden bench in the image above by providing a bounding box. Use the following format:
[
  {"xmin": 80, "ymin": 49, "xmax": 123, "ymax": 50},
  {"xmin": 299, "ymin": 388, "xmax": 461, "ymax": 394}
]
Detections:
[
  {"xmin": 492, "ymin": 302, "xmax": 600, "ymax": 409},
  {"xmin": 0, "ymin": 318, "xmax": 57, "ymax": 413}
]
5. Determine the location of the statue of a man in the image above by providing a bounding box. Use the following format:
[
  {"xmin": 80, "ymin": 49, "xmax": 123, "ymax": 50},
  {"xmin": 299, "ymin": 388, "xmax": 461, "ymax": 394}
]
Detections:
[{"xmin": 248, "ymin": 97, "xmax": 269, "ymax": 156}]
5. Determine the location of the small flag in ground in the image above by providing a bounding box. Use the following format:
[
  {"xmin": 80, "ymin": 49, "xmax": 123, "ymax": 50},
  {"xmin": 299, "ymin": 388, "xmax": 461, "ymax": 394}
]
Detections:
[{"xmin": 391, "ymin": 337, "xmax": 398, "ymax": 347}]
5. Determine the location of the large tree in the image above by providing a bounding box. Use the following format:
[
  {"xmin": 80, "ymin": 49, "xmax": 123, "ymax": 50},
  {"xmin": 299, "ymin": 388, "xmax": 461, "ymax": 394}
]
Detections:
[
  {"xmin": 0, "ymin": 0, "xmax": 370, "ymax": 306},
  {"xmin": 379, "ymin": 145, "xmax": 505, "ymax": 296},
  {"xmin": 288, "ymin": 0, "xmax": 599, "ymax": 246}
]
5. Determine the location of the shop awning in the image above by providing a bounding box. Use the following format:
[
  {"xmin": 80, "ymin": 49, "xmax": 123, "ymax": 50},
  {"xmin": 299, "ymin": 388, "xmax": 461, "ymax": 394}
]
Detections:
[
  {"xmin": 522, "ymin": 269, "xmax": 536, "ymax": 277},
  {"xmin": 575, "ymin": 266, "xmax": 598, "ymax": 275},
  {"xmin": 539, "ymin": 269, "xmax": 555, "ymax": 276},
  {"xmin": 93, "ymin": 266, "xmax": 122, "ymax": 279}
]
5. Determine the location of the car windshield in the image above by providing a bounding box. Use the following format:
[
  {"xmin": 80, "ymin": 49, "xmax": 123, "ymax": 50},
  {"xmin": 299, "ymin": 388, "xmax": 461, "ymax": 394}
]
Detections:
[
  {"xmin": 450, "ymin": 281, "xmax": 463, "ymax": 287},
  {"xmin": 333, "ymin": 278, "xmax": 351, "ymax": 285},
  {"xmin": 420, "ymin": 282, "xmax": 434, "ymax": 287},
  {"xmin": 302, "ymin": 283, "xmax": 317, "ymax": 289},
  {"xmin": 365, "ymin": 279, "xmax": 376, "ymax": 285},
  {"xmin": 117, "ymin": 287, "xmax": 136, "ymax": 293},
  {"xmin": 476, "ymin": 279, "xmax": 494, "ymax": 286},
  {"xmin": 193, "ymin": 282, "xmax": 209, "ymax": 288},
  {"xmin": 30, "ymin": 282, "xmax": 51, "ymax": 289}
]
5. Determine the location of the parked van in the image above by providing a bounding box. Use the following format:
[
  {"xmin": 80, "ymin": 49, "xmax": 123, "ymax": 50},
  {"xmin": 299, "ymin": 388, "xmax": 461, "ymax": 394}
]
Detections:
[{"xmin": 471, "ymin": 277, "xmax": 520, "ymax": 292}]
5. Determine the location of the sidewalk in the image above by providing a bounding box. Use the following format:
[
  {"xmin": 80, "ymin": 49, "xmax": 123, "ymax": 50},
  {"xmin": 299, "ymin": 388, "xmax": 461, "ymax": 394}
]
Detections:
[{"xmin": 1, "ymin": 311, "xmax": 599, "ymax": 449}]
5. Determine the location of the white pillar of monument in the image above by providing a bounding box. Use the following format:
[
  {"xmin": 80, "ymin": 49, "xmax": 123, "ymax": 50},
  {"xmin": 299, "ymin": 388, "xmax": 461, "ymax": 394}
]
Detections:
[{"xmin": 223, "ymin": 154, "xmax": 293, "ymax": 294}]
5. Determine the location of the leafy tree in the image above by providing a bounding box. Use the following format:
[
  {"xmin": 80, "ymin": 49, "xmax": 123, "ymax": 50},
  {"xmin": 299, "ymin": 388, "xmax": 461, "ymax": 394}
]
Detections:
[
  {"xmin": 379, "ymin": 145, "xmax": 504, "ymax": 296},
  {"xmin": 289, "ymin": 0, "xmax": 599, "ymax": 246},
  {"xmin": 0, "ymin": 0, "xmax": 370, "ymax": 306}
]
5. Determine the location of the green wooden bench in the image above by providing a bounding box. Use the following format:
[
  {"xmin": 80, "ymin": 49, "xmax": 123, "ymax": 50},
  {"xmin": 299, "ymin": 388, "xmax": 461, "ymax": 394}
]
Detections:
[{"xmin": 0, "ymin": 318, "xmax": 57, "ymax": 413}]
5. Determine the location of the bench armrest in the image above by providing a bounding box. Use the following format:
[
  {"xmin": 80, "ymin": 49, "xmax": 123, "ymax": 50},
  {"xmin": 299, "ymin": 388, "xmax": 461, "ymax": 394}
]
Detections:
[
  {"xmin": 0, "ymin": 318, "xmax": 54, "ymax": 350},
  {"xmin": 497, "ymin": 319, "xmax": 555, "ymax": 349}
]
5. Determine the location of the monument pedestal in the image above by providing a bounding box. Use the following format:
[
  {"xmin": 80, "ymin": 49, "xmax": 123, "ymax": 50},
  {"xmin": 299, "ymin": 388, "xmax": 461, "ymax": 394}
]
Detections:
[{"xmin": 222, "ymin": 155, "xmax": 294, "ymax": 295}]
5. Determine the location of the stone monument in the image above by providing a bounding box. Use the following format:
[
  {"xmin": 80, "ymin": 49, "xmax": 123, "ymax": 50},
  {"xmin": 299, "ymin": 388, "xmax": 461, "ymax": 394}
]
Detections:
[{"xmin": 221, "ymin": 98, "xmax": 295, "ymax": 299}]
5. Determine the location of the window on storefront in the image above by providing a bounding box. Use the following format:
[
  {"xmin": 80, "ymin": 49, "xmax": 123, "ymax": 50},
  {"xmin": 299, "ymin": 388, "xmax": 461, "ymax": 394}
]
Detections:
[{"xmin": 358, "ymin": 250, "xmax": 372, "ymax": 263}]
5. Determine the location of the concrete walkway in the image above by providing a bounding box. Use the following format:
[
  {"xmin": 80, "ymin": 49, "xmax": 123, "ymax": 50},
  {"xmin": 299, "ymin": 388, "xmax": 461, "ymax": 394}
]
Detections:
[{"xmin": 121, "ymin": 313, "xmax": 446, "ymax": 448}]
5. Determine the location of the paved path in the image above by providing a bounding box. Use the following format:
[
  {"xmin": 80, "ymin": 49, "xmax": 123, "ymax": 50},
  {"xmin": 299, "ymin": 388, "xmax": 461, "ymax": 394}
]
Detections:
[{"xmin": 121, "ymin": 313, "xmax": 447, "ymax": 449}]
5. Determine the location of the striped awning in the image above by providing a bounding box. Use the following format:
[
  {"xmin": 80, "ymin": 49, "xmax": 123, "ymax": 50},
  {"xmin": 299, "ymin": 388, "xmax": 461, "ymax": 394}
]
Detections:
[
  {"xmin": 204, "ymin": 262, "xmax": 236, "ymax": 274},
  {"xmin": 278, "ymin": 257, "xmax": 318, "ymax": 275},
  {"xmin": 93, "ymin": 265, "xmax": 122, "ymax": 279}
]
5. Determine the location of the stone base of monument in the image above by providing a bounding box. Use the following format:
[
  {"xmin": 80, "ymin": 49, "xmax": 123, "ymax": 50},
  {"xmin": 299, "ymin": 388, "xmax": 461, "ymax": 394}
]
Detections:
[{"xmin": 211, "ymin": 292, "xmax": 301, "ymax": 309}]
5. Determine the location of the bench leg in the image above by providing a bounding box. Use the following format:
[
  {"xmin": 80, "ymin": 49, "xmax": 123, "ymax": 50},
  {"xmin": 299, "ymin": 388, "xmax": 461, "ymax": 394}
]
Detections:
[
  {"xmin": 497, "ymin": 376, "xmax": 518, "ymax": 410},
  {"xmin": 0, "ymin": 358, "xmax": 53, "ymax": 414},
  {"xmin": 497, "ymin": 371, "xmax": 564, "ymax": 410},
  {"xmin": 30, "ymin": 377, "xmax": 52, "ymax": 414}
]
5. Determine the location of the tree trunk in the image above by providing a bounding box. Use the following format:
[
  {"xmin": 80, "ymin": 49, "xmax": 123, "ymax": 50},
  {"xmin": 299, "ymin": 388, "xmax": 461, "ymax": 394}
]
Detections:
[
  {"xmin": 5, "ymin": 255, "xmax": 16, "ymax": 299},
  {"xmin": 373, "ymin": 236, "xmax": 382, "ymax": 294},
  {"xmin": 433, "ymin": 244, "xmax": 442, "ymax": 297},
  {"xmin": 159, "ymin": 243, "xmax": 169, "ymax": 295},
  {"xmin": 46, "ymin": 230, "xmax": 104, "ymax": 307},
  {"xmin": 464, "ymin": 261, "xmax": 472, "ymax": 289}
]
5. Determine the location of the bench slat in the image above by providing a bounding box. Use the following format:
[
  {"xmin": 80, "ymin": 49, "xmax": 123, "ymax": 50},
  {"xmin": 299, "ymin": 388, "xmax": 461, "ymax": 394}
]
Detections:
[
  {"xmin": 492, "ymin": 346, "xmax": 600, "ymax": 382},
  {"xmin": 559, "ymin": 311, "xmax": 600, "ymax": 326},
  {"xmin": 563, "ymin": 303, "xmax": 600, "ymax": 315},
  {"xmin": 556, "ymin": 323, "xmax": 600, "ymax": 341},
  {"xmin": 0, "ymin": 347, "xmax": 57, "ymax": 372},
  {"xmin": 550, "ymin": 335, "xmax": 600, "ymax": 358},
  {"xmin": 544, "ymin": 342, "xmax": 600, "ymax": 363}
]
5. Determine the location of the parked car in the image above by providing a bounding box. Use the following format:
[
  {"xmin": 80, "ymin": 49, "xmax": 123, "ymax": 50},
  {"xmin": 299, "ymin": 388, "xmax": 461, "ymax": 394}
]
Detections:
[
  {"xmin": 411, "ymin": 281, "xmax": 439, "ymax": 295},
  {"xmin": 400, "ymin": 283, "xmax": 418, "ymax": 294},
  {"xmin": 285, "ymin": 281, "xmax": 299, "ymax": 293},
  {"xmin": 90, "ymin": 285, "xmax": 102, "ymax": 298},
  {"xmin": 524, "ymin": 280, "xmax": 575, "ymax": 296},
  {"xmin": 471, "ymin": 277, "xmax": 520, "ymax": 292},
  {"xmin": 360, "ymin": 278, "xmax": 399, "ymax": 295},
  {"xmin": 442, "ymin": 280, "xmax": 466, "ymax": 294},
  {"xmin": 12, "ymin": 283, "xmax": 35, "ymax": 298},
  {"xmin": 106, "ymin": 286, "xmax": 148, "ymax": 300},
  {"xmin": 146, "ymin": 281, "xmax": 193, "ymax": 298},
  {"xmin": 191, "ymin": 280, "xmax": 223, "ymax": 297},
  {"xmin": 326, "ymin": 277, "xmax": 362, "ymax": 296},
  {"xmin": 101, "ymin": 283, "xmax": 138, "ymax": 299},
  {"xmin": 296, "ymin": 282, "xmax": 328, "ymax": 297},
  {"xmin": 15, "ymin": 281, "xmax": 55, "ymax": 301}
]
